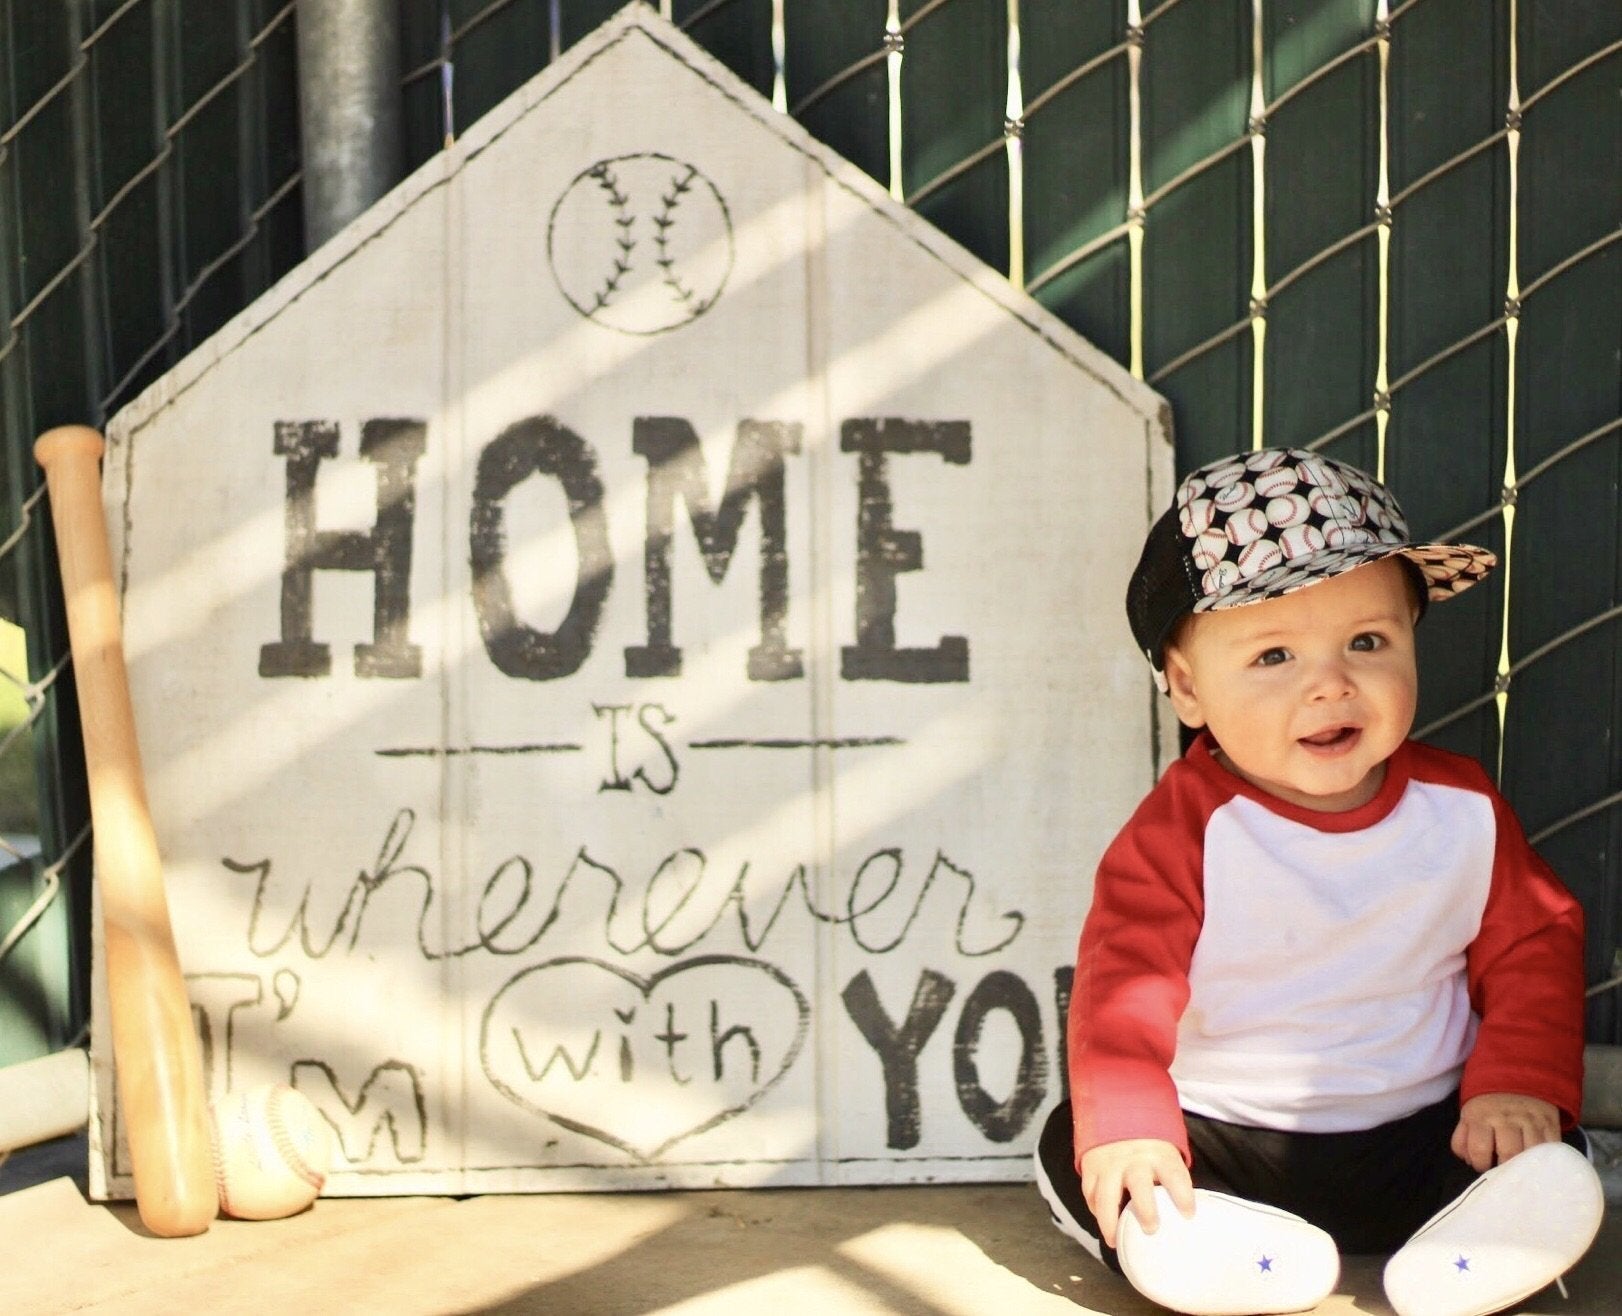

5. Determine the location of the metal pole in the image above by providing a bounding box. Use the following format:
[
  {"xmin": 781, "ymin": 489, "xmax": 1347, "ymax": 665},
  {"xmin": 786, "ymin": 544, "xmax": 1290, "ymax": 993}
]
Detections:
[{"xmin": 296, "ymin": 0, "xmax": 403, "ymax": 250}]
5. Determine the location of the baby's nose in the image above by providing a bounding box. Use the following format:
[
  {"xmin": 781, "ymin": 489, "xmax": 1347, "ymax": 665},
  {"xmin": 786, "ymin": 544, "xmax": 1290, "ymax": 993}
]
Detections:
[{"xmin": 1306, "ymin": 657, "xmax": 1355, "ymax": 699}]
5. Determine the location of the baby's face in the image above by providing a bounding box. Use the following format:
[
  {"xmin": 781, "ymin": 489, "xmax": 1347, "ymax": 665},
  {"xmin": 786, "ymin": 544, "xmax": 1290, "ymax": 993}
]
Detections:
[{"xmin": 1163, "ymin": 557, "xmax": 1419, "ymax": 812}]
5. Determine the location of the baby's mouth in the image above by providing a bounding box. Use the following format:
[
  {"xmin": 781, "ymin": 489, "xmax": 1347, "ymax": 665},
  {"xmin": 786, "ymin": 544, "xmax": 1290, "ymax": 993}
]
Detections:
[{"xmin": 1299, "ymin": 725, "xmax": 1359, "ymax": 750}]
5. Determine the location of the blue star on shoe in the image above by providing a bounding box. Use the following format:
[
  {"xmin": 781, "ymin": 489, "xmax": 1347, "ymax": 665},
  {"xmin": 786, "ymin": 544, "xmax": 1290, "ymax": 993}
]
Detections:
[
  {"xmin": 1385, "ymin": 1143, "xmax": 1604, "ymax": 1316},
  {"xmin": 1117, "ymin": 1188, "xmax": 1339, "ymax": 1315}
]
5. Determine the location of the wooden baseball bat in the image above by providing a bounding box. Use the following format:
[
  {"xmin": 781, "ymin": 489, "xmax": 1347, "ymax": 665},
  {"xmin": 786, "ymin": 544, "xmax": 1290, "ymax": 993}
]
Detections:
[{"xmin": 34, "ymin": 425, "xmax": 215, "ymax": 1237}]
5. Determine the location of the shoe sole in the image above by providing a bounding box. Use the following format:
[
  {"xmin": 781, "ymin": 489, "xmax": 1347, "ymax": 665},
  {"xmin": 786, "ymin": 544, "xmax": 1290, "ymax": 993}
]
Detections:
[
  {"xmin": 1383, "ymin": 1141, "xmax": 1604, "ymax": 1316},
  {"xmin": 1117, "ymin": 1186, "xmax": 1339, "ymax": 1316}
]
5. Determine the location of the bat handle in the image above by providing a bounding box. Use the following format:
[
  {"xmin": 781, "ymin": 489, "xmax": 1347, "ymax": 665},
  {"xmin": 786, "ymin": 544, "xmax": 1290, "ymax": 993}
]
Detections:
[{"xmin": 35, "ymin": 425, "xmax": 217, "ymax": 1237}]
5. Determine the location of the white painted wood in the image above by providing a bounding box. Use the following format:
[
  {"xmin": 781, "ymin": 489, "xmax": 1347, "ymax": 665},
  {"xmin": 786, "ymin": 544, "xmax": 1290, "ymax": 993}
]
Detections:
[{"xmin": 93, "ymin": 4, "xmax": 1173, "ymax": 1198}]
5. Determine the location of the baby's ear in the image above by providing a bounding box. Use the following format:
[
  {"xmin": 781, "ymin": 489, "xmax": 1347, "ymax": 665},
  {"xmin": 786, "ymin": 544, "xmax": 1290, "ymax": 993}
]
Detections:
[{"xmin": 1162, "ymin": 644, "xmax": 1207, "ymax": 729}]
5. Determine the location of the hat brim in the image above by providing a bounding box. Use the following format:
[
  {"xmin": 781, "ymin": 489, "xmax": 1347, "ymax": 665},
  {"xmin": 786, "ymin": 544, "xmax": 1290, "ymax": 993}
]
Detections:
[{"xmin": 1195, "ymin": 541, "xmax": 1497, "ymax": 615}]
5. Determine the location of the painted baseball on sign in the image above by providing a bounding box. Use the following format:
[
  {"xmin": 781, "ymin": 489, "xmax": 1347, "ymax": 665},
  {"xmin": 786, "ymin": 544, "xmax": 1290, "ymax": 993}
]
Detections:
[{"xmin": 548, "ymin": 152, "xmax": 734, "ymax": 335}]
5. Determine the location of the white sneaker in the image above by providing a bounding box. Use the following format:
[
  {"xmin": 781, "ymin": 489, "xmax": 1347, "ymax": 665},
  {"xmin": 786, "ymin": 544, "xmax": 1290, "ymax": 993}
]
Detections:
[
  {"xmin": 1116, "ymin": 1186, "xmax": 1340, "ymax": 1315},
  {"xmin": 1383, "ymin": 1141, "xmax": 1604, "ymax": 1316}
]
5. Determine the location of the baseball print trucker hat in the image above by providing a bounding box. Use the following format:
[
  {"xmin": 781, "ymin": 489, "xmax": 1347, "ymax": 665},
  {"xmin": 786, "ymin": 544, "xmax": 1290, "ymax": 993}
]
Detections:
[{"xmin": 1126, "ymin": 447, "xmax": 1496, "ymax": 685}]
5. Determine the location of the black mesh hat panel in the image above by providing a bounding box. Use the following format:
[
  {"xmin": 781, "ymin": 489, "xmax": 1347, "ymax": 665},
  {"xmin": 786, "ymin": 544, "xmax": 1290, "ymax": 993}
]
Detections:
[{"xmin": 1127, "ymin": 504, "xmax": 1200, "ymax": 670}]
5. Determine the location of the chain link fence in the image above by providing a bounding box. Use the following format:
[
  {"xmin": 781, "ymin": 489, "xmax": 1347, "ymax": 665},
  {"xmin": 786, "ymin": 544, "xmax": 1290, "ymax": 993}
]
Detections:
[
  {"xmin": 0, "ymin": 0, "xmax": 302, "ymax": 1064},
  {"xmin": 1, "ymin": 0, "xmax": 1618, "ymax": 1064}
]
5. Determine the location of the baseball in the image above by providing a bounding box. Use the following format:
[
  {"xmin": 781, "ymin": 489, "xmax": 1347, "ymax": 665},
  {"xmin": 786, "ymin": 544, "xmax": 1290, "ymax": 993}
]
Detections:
[
  {"xmin": 1266, "ymin": 493, "xmax": 1311, "ymax": 528},
  {"xmin": 1254, "ymin": 465, "xmax": 1298, "ymax": 497},
  {"xmin": 1301, "ymin": 463, "xmax": 1348, "ymax": 492},
  {"xmin": 1308, "ymin": 488, "xmax": 1360, "ymax": 523},
  {"xmin": 1191, "ymin": 528, "xmax": 1231, "ymax": 570},
  {"xmin": 1238, "ymin": 540, "xmax": 1283, "ymax": 575},
  {"xmin": 1226, "ymin": 507, "xmax": 1271, "ymax": 546},
  {"xmin": 1246, "ymin": 448, "xmax": 1290, "ymax": 472},
  {"xmin": 547, "ymin": 153, "xmax": 733, "ymax": 336},
  {"xmin": 1181, "ymin": 496, "xmax": 1216, "ymax": 534},
  {"xmin": 1204, "ymin": 459, "xmax": 1249, "ymax": 489},
  {"xmin": 1278, "ymin": 524, "xmax": 1327, "ymax": 559},
  {"xmin": 210, "ymin": 1083, "xmax": 334, "ymax": 1220}
]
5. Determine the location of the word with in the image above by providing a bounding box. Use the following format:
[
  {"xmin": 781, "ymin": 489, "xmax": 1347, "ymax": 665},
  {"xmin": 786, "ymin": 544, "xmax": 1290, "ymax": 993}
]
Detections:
[
  {"xmin": 258, "ymin": 414, "xmax": 971, "ymax": 684},
  {"xmin": 482, "ymin": 955, "xmax": 808, "ymax": 1162}
]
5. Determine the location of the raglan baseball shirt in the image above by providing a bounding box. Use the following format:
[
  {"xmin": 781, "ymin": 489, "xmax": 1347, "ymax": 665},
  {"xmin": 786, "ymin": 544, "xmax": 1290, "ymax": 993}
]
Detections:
[{"xmin": 1068, "ymin": 731, "xmax": 1586, "ymax": 1166}]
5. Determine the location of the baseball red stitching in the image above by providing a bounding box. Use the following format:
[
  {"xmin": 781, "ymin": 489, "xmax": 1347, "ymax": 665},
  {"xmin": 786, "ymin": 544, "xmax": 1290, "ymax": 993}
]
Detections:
[
  {"xmin": 267, "ymin": 1086, "xmax": 326, "ymax": 1191},
  {"xmin": 210, "ymin": 1110, "xmax": 232, "ymax": 1217}
]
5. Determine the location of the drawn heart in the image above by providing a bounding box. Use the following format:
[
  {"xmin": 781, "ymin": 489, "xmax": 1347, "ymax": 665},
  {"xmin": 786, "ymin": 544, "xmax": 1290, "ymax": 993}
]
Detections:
[{"xmin": 479, "ymin": 954, "xmax": 809, "ymax": 1162}]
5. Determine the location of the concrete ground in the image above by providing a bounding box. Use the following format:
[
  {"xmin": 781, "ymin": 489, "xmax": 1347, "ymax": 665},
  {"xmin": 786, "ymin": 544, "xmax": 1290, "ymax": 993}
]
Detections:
[{"xmin": 1, "ymin": 1134, "xmax": 1616, "ymax": 1315}]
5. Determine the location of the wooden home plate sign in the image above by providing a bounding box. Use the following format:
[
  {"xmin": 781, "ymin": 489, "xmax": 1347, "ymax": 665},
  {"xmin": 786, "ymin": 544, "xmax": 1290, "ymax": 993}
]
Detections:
[{"xmin": 91, "ymin": 4, "xmax": 1173, "ymax": 1197}]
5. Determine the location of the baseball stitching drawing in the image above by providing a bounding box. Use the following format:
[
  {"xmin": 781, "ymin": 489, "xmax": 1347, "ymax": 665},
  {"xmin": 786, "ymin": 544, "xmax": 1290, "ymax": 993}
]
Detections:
[{"xmin": 547, "ymin": 152, "xmax": 734, "ymax": 335}]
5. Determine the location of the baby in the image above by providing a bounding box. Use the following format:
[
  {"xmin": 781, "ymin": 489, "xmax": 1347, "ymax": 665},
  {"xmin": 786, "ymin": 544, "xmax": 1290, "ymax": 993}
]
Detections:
[{"xmin": 1034, "ymin": 447, "xmax": 1604, "ymax": 1316}]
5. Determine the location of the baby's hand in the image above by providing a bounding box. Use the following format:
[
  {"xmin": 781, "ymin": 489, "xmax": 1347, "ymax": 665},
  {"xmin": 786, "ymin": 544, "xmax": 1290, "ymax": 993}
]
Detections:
[
  {"xmin": 1451, "ymin": 1092, "xmax": 1560, "ymax": 1172},
  {"xmin": 1078, "ymin": 1138, "xmax": 1195, "ymax": 1250}
]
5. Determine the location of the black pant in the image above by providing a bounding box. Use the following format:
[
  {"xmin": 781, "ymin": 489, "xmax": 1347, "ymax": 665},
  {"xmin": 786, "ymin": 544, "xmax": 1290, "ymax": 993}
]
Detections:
[{"xmin": 1039, "ymin": 1093, "xmax": 1530, "ymax": 1259}]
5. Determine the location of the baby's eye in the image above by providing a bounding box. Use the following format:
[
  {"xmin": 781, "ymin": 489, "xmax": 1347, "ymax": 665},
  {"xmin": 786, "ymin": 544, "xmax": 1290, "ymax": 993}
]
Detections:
[
  {"xmin": 1253, "ymin": 647, "xmax": 1290, "ymax": 667},
  {"xmin": 1349, "ymin": 632, "xmax": 1385, "ymax": 652}
]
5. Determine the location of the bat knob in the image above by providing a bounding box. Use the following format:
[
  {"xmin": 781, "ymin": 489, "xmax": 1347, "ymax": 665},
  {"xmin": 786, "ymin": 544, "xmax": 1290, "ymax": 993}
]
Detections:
[{"xmin": 35, "ymin": 424, "xmax": 105, "ymax": 472}]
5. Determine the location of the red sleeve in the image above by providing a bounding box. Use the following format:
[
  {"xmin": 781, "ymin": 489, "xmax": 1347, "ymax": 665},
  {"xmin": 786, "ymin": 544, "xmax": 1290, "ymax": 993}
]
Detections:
[
  {"xmin": 1067, "ymin": 760, "xmax": 1213, "ymax": 1169},
  {"xmin": 1460, "ymin": 783, "xmax": 1587, "ymax": 1128}
]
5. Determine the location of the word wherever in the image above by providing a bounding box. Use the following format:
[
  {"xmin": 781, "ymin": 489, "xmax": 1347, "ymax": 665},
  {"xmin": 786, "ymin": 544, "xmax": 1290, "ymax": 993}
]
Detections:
[{"xmin": 225, "ymin": 808, "xmax": 1024, "ymax": 962}]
